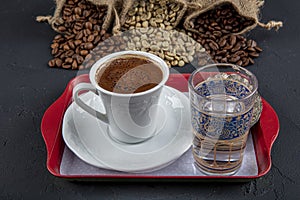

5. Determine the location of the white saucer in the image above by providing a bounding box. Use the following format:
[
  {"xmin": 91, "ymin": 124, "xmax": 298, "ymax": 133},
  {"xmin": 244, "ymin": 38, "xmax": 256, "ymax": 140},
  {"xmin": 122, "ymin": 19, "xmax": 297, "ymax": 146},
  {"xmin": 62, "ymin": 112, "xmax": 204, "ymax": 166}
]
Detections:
[{"xmin": 62, "ymin": 86, "xmax": 193, "ymax": 173}]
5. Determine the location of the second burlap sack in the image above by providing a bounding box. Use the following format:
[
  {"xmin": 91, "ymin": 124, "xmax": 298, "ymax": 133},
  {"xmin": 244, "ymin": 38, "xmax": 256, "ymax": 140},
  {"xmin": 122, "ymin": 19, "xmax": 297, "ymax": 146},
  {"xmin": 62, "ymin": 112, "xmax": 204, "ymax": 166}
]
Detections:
[
  {"xmin": 183, "ymin": 0, "xmax": 283, "ymax": 35},
  {"xmin": 113, "ymin": 0, "xmax": 187, "ymax": 33}
]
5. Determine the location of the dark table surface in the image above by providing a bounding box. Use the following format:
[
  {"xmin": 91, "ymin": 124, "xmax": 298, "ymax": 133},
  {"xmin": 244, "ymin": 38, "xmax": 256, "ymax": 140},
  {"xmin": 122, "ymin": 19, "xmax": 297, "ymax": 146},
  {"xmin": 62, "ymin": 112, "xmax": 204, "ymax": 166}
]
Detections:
[{"xmin": 1, "ymin": 0, "xmax": 299, "ymax": 199}]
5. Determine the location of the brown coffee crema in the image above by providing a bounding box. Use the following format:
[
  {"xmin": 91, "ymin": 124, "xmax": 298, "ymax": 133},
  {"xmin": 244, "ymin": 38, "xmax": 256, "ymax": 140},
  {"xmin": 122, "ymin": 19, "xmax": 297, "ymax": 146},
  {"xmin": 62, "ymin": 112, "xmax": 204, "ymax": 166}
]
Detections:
[{"xmin": 96, "ymin": 55, "xmax": 163, "ymax": 94}]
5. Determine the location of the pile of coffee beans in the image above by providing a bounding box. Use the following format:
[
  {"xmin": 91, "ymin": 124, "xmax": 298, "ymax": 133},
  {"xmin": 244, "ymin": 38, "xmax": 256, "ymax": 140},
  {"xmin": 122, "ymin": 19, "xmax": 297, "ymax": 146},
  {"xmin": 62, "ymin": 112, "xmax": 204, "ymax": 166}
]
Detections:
[
  {"xmin": 45, "ymin": 1, "xmax": 263, "ymax": 69},
  {"xmin": 191, "ymin": 33, "xmax": 262, "ymax": 67},
  {"xmin": 187, "ymin": 3, "xmax": 262, "ymax": 67},
  {"xmin": 48, "ymin": 0, "xmax": 111, "ymax": 69},
  {"xmin": 79, "ymin": 28, "xmax": 208, "ymax": 69},
  {"xmin": 124, "ymin": 28, "xmax": 206, "ymax": 67},
  {"xmin": 123, "ymin": 0, "xmax": 183, "ymax": 31}
]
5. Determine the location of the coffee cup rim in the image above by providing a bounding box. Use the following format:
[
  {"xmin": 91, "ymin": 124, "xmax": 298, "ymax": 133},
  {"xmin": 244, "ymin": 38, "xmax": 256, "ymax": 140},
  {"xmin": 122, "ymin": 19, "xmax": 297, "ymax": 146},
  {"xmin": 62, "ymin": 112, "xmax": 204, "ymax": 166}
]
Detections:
[{"xmin": 89, "ymin": 51, "xmax": 169, "ymax": 97}]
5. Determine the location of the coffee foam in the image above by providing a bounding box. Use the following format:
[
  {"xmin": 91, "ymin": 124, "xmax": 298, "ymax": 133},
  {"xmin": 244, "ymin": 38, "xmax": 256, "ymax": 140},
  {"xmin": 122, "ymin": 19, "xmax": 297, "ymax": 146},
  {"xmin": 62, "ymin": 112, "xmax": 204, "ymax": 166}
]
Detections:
[{"xmin": 95, "ymin": 55, "xmax": 163, "ymax": 94}]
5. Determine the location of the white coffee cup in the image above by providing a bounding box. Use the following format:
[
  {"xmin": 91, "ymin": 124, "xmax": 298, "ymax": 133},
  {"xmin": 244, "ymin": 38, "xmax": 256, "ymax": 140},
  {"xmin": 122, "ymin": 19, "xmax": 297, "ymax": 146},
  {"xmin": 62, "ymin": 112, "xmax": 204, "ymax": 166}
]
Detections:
[{"xmin": 73, "ymin": 51, "xmax": 170, "ymax": 143}]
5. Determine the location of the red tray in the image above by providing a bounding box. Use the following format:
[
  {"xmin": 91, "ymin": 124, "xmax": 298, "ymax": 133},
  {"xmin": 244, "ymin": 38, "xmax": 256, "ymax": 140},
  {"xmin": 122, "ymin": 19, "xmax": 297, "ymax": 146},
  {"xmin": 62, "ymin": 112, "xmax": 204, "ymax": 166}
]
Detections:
[{"xmin": 41, "ymin": 74, "xmax": 279, "ymax": 181}]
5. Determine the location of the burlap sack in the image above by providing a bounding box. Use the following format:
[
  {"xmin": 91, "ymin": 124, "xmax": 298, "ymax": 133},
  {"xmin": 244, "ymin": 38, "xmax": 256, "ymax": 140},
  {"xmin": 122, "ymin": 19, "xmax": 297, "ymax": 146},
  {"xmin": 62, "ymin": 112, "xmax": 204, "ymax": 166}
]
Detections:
[
  {"xmin": 36, "ymin": 0, "xmax": 115, "ymax": 33},
  {"xmin": 183, "ymin": 0, "xmax": 283, "ymax": 35},
  {"xmin": 185, "ymin": 0, "xmax": 203, "ymax": 10},
  {"xmin": 113, "ymin": 0, "xmax": 187, "ymax": 34}
]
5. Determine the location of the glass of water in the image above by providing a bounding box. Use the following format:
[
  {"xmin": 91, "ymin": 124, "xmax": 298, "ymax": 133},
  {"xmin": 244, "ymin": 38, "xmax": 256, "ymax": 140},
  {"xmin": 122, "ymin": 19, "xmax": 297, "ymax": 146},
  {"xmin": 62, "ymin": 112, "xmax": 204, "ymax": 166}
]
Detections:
[{"xmin": 188, "ymin": 63, "xmax": 258, "ymax": 175}]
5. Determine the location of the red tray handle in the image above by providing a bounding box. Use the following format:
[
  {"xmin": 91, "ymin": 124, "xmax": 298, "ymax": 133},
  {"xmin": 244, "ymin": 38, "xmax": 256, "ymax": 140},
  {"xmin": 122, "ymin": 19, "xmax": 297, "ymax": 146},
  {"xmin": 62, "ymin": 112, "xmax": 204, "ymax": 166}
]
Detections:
[{"xmin": 252, "ymin": 99, "xmax": 280, "ymax": 176}]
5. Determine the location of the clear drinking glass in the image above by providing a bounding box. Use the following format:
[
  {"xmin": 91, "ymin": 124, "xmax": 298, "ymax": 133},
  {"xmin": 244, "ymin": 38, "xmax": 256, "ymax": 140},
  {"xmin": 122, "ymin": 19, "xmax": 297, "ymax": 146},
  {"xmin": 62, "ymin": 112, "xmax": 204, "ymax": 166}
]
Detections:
[{"xmin": 188, "ymin": 63, "xmax": 258, "ymax": 175}]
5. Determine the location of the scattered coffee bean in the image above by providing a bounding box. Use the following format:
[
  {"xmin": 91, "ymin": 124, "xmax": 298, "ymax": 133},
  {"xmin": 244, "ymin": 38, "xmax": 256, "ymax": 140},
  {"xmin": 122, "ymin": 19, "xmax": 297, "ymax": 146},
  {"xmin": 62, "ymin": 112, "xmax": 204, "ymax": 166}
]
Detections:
[
  {"xmin": 48, "ymin": 59, "xmax": 56, "ymax": 67},
  {"xmin": 55, "ymin": 58, "xmax": 63, "ymax": 67},
  {"xmin": 62, "ymin": 63, "xmax": 71, "ymax": 69},
  {"xmin": 71, "ymin": 60, "xmax": 78, "ymax": 69}
]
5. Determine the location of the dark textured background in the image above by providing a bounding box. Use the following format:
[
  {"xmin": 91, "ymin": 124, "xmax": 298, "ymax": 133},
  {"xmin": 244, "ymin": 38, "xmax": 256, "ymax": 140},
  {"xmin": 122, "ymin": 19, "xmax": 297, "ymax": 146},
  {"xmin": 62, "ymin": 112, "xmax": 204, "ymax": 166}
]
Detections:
[{"xmin": 0, "ymin": 0, "xmax": 299, "ymax": 199}]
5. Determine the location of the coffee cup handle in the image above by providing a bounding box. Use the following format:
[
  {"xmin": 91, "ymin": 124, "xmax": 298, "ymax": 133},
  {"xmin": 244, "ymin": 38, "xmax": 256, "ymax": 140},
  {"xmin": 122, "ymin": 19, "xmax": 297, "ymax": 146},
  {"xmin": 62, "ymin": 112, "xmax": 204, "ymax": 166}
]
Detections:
[{"xmin": 73, "ymin": 83, "xmax": 109, "ymax": 124}]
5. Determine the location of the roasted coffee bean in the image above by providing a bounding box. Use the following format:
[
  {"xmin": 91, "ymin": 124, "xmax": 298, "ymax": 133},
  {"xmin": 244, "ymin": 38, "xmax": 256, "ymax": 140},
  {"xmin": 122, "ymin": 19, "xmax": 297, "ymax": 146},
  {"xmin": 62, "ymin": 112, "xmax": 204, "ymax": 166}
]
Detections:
[
  {"xmin": 85, "ymin": 21, "xmax": 93, "ymax": 30},
  {"xmin": 58, "ymin": 26, "xmax": 67, "ymax": 32},
  {"xmin": 218, "ymin": 37, "xmax": 227, "ymax": 47},
  {"xmin": 230, "ymin": 35, "xmax": 236, "ymax": 46},
  {"xmin": 213, "ymin": 31, "xmax": 222, "ymax": 37},
  {"xmin": 249, "ymin": 52, "xmax": 260, "ymax": 58},
  {"xmin": 216, "ymin": 49, "xmax": 227, "ymax": 55},
  {"xmin": 248, "ymin": 40, "xmax": 257, "ymax": 48},
  {"xmin": 83, "ymin": 10, "xmax": 91, "ymax": 18},
  {"xmin": 65, "ymin": 50, "xmax": 74, "ymax": 57},
  {"xmin": 254, "ymin": 46, "xmax": 263, "ymax": 52},
  {"xmin": 63, "ymin": 44, "xmax": 70, "ymax": 51},
  {"xmin": 54, "ymin": 34, "xmax": 63, "ymax": 40},
  {"xmin": 74, "ymin": 22, "xmax": 83, "ymax": 30},
  {"xmin": 75, "ymin": 31, "xmax": 83, "ymax": 40},
  {"xmin": 242, "ymin": 58, "xmax": 249, "ymax": 67},
  {"xmin": 51, "ymin": 43, "xmax": 59, "ymax": 49},
  {"xmin": 93, "ymin": 35, "xmax": 102, "ymax": 45},
  {"xmin": 236, "ymin": 60, "xmax": 243, "ymax": 66},
  {"xmin": 249, "ymin": 58, "xmax": 255, "ymax": 64},
  {"xmin": 75, "ymin": 55, "xmax": 84, "ymax": 63},
  {"xmin": 223, "ymin": 44, "xmax": 233, "ymax": 51},
  {"xmin": 55, "ymin": 58, "xmax": 63, "ymax": 67},
  {"xmin": 209, "ymin": 41, "xmax": 219, "ymax": 51},
  {"xmin": 63, "ymin": 7, "xmax": 72, "ymax": 16},
  {"xmin": 99, "ymin": 29, "xmax": 106, "ymax": 35},
  {"xmin": 225, "ymin": 25, "xmax": 233, "ymax": 30},
  {"xmin": 247, "ymin": 47, "xmax": 256, "ymax": 52},
  {"xmin": 74, "ymin": 7, "xmax": 82, "ymax": 16},
  {"xmin": 80, "ymin": 50, "xmax": 89, "ymax": 56},
  {"xmin": 62, "ymin": 63, "xmax": 71, "ymax": 69},
  {"xmin": 65, "ymin": 57, "xmax": 73, "ymax": 64},
  {"xmin": 72, "ymin": 60, "xmax": 78, "ymax": 69},
  {"xmin": 51, "ymin": 48, "xmax": 58, "ymax": 55},
  {"xmin": 87, "ymin": 35, "xmax": 94, "ymax": 42},
  {"xmin": 229, "ymin": 55, "xmax": 240, "ymax": 63},
  {"xmin": 85, "ymin": 54, "xmax": 93, "ymax": 60},
  {"xmin": 221, "ymin": 57, "xmax": 227, "ymax": 63},
  {"xmin": 59, "ymin": 52, "xmax": 66, "ymax": 59},
  {"xmin": 54, "ymin": 50, "xmax": 63, "ymax": 58},
  {"xmin": 83, "ymin": 29, "xmax": 91, "ymax": 36},
  {"xmin": 68, "ymin": 41, "xmax": 75, "ymax": 49},
  {"xmin": 74, "ymin": 39, "xmax": 82, "ymax": 46},
  {"xmin": 48, "ymin": 59, "xmax": 56, "ymax": 67},
  {"xmin": 221, "ymin": 29, "xmax": 230, "ymax": 34},
  {"xmin": 231, "ymin": 43, "xmax": 241, "ymax": 52},
  {"xmin": 235, "ymin": 51, "xmax": 246, "ymax": 57},
  {"xmin": 85, "ymin": 42, "xmax": 94, "ymax": 50}
]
